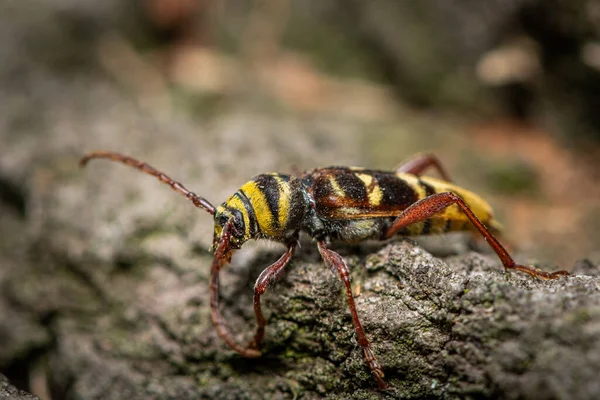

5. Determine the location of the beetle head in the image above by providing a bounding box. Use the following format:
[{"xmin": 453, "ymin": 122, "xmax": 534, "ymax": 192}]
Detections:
[{"xmin": 213, "ymin": 203, "xmax": 250, "ymax": 251}]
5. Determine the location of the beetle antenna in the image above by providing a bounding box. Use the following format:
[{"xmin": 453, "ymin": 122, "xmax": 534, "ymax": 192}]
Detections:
[{"xmin": 80, "ymin": 151, "xmax": 216, "ymax": 215}]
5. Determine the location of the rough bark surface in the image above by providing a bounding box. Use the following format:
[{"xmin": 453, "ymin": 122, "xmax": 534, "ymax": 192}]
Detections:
[
  {"xmin": 1, "ymin": 4, "xmax": 600, "ymax": 399},
  {"xmin": 1, "ymin": 123, "xmax": 600, "ymax": 398},
  {"xmin": 0, "ymin": 373, "xmax": 39, "ymax": 400}
]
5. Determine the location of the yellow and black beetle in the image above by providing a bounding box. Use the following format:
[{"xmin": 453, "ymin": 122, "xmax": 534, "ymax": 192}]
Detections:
[{"xmin": 80, "ymin": 151, "xmax": 569, "ymax": 389}]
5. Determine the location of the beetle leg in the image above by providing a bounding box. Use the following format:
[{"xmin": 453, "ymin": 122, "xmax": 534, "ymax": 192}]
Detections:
[
  {"xmin": 249, "ymin": 242, "xmax": 297, "ymax": 350},
  {"xmin": 210, "ymin": 222, "xmax": 261, "ymax": 357},
  {"xmin": 385, "ymin": 192, "xmax": 570, "ymax": 280},
  {"xmin": 317, "ymin": 241, "xmax": 388, "ymax": 389},
  {"xmin": 396, "ymin": 153, "xmax": 452, "ymax": 182}
]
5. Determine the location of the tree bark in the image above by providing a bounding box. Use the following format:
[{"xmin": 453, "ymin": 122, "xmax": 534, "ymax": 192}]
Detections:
[
  {"xmin": 1, "ymin": 140, "xmax": 599, "ymax": 398},
  {"xmin": 0, "ymin": 373, "xmax": 39, "ymax": 400},
  {"xmin": 1, "ymin": 4, "xmax": 599, "ymax": 398}
]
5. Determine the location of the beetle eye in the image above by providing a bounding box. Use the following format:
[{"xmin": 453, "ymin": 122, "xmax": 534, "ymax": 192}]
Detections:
[{"xmin": 216, "ymin": 214, "xmax": 228, "ymax": 226}]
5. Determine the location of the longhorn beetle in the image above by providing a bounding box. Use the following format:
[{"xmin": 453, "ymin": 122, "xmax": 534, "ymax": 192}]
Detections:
[{"xmin": 79, "ymin": 151, "xmax": 569, "ymax": 389}]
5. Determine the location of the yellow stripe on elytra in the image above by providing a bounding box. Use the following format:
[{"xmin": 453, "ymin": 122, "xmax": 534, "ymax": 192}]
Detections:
[
  {"xmin": 329, "ymin": 176, "xmax": 345, "ymax": 197},
  {"xmin": 356, "ymin": 173, "xmax": 373, "ymax": 187},
  {"xmin": 224, "ymin": 194, "xmax": 251, "ymax": 240},
  {"xmin": 356, "ymin": 173, "xmax": 383, "ymax": 206},
  {"xmin": 339, "ymin": 207, "xmax": 361, "ymax": 215},
  {"xmin": 417, "ymin": 175, "xmax": 495, "ymax": 231}
]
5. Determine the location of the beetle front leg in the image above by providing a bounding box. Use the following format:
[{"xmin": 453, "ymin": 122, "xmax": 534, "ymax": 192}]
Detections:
[
  {"xmin": 385, "ymin": 192, "xmax": 570, "ymax": 280},
  {"xmin": 210, "ymin": 260, "xmax": 262, "ymax": 357},
  {"xmin": 317, "ymin": 241, "xmax": 388, "ymax": 389},
  {"xmin": 249, "ymin": 242, "xmax": 297, "ymax": 350},
  {"xmin": 209, "ymin": 223, "xmax": 261, "ymax": 357}
]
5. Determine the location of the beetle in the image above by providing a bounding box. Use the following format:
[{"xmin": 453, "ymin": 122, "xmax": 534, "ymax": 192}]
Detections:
[{"xmin": 79, "ymin": 151, "xmax": 569, "ymax": 389}]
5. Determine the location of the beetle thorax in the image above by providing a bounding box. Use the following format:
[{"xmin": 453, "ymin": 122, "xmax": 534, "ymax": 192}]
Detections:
[{"xmin": 214, "ymin": 173, "xmax": 309, "ymax": 245}]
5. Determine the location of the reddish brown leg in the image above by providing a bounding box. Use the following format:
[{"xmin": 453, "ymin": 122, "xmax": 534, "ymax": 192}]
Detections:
[
  {"xmin": 210, "ymin": 222, "xmax": 261, "ymax": 357},
  {"xmin": 317, "ymin": 241, "xmax": 388, "ymax": 389},
  {"xmin": 250, "ymin": 243, "xmax": 297, "ymax": 349},
  {"xmin": 80, "ymin": 151, "xmax": 215, "ymax": 215},
  {"xmin": 385, "ymin": 192, "xmax": 570, "ymax": 280},
  {"xmin": 396, "ymin": 153, "xmax": 452, "ymax": 182}
]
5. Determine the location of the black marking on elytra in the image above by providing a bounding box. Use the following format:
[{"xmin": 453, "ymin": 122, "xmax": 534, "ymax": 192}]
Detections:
[
  {"xmin": 335, "ymin": 172, "xmax": 368, "ymax": 202},
  {"xmin": 311, "ymin": 174, "xmax": 333, "ymax": 202},
  {"xmin": 373, "ymin": 173, "xmax": 418, "ymax": 207},
  {"xmin": 421, "ymin": 218, "xmax": 432, "ymax": 235},
  {"xmin": 444, "ymin": 219, "xmax": 452, "ymax": 232},
  {"xmin": 236, "ymin": 190, "xmax": 258, "ymax": 237},
  {"xmin": 418, "ymin": 178, "xmax": 436, "ymax": 197},
  {"xmin": 398, "ymin": 226, "xmax": 410, "ymax": 236},
  {"xmin": 253, "ymin": 174, "xmax": 282, "ymax": 228},
  {"xmin": 418, "ymin": 179, "xmax": 436, "ymax": 234}
]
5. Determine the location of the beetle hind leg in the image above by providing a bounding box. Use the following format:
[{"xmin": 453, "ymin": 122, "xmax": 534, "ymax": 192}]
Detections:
[
  {"xmin": 384, "ymin": 192, "xmax": 569, "ymax": 280},
  {"xmin": 396, "ymin": 153, "xmax": 452, "ymax": 182}
]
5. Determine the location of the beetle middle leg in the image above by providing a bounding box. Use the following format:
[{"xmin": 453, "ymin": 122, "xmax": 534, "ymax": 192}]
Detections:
[
  {"xmin": 396, "ymin": 153, "xmax": 452, "ymax": 182},
  {"xmin": 384, "ymin": 192, "xmax": 570, "ymax": 280},
  {"xmin": 249, "ymin": 242, "xmax": 297, "ymax": 350},
  {"xmin": 317, "ymin": 241, "xmax": 388, "ymax": 389}
]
